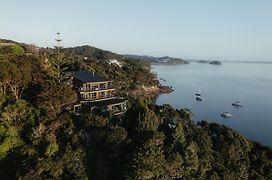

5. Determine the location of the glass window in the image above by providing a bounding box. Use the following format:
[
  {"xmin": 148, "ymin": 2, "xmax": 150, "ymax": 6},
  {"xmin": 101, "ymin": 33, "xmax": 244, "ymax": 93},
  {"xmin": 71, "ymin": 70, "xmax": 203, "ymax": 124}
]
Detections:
[
  {"xmin": 92, "ymin": 84, "xmax": 99, "ymax": 90},
  {"xmin": 88, "ymin": 84, "xmax": 91, "ymax": 90},
  {"xmin": 100, "ymin": 83, "xmax": 106, "ymax": 89},
  {"xmin": 80, "ymin": 93, "xmax": 84, "ymax": 99},
  {"xmin": 91, "ymin": 92, "xmax": 97, "ymax": 99},
  {"xmin": 100, "ymin": 91, "xmax": 105, "ymax": 98}
]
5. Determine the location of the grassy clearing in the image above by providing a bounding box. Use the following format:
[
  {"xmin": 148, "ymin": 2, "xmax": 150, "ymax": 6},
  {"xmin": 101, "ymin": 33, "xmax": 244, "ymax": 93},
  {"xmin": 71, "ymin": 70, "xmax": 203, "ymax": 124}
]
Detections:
[{"xmin": 0, "ymin": 44, "xmax": 24, "ymax": 55}]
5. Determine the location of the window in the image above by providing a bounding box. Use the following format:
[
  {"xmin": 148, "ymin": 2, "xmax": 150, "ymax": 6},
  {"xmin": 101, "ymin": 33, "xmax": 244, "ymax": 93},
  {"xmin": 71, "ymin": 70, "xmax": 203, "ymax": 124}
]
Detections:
[
  {"xmin": 100, "ymin": 83, "xmax": 106, "ymax": 89},
  {"xmin": 88, "ymin": 84, "xmax": 91, "ymax": 90},
  {"xmin": 89, "ymin": 93, "xmax": 91, "ymax": 100},
  {"xmin": 75, "ymin": 106, "xmax": 82, "ymax": 114},
  {"xmin": 108, "ymin": 90, "xmax": 113, "ymax": 97},
  {"xmin": 92, "ymin": 84, "xmax": 99, "ymax": 90},
  {"xmin": 91, "ymin": 92, "xmax": 97, "ymax": 99}
]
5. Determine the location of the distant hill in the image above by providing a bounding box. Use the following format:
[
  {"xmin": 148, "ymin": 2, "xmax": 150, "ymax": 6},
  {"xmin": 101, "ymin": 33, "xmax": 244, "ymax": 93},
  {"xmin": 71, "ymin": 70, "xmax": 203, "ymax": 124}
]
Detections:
[
  {"xmin": 0, "ymin": 39, "xmax": 40, "ymax": 56},
  {"xmin": 124, "ymin": 54, "xmax": 189, "ymax": 64},
  {"xmin": 62, "ymin": 45, "xmax": 123, "ymax": 61},
  {"xmin": 42, "ymin": 45, "xmax": 150, "ymax": 68},
  {"xmin": 0, "ymin": 40, "xmax": 25, "ymax": 56},
  {"xmin": 0, "ymin": 39, "xmax": 18, "ymax": 44}
]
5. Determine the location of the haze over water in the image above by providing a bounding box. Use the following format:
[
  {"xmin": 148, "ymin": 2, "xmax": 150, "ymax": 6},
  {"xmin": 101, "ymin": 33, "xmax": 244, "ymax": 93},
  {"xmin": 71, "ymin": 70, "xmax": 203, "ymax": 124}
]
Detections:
[{"xmin": 154, "ymin": 62, "xmax": 272, "ymax": 146}]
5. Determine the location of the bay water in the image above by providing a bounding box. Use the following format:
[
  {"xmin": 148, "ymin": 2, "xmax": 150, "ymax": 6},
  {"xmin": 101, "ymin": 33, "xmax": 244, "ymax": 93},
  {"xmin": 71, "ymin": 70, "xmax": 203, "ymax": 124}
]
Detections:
[{"xmin": 153, "ymin": 62, "xmax": 272, "ymax": 146}]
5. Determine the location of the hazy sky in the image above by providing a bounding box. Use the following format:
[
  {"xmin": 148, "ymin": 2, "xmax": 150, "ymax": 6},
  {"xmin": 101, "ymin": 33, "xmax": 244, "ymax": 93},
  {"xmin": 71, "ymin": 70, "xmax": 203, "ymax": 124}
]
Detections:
[{"xmin": 1, "ymin": 0, "xmax": 272, "ymax": 61}]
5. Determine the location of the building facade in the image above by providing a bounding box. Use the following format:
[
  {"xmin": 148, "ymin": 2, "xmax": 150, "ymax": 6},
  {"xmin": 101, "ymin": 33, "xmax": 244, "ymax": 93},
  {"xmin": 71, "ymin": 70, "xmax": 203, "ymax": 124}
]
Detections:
[{"xmin": 66, "ymin": 71, "xmax": 127, "ymax": 115}]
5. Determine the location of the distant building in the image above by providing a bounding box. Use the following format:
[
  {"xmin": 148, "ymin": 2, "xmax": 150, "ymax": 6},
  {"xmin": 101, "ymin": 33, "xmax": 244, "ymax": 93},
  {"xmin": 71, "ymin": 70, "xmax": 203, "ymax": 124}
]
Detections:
[
  {"xmin": 66, "ymin": 71, "xmax": 127, "ymax": 115},
  {"xmin": 108, "ymin": 59, "xmax": 122, "ymax": 67}
]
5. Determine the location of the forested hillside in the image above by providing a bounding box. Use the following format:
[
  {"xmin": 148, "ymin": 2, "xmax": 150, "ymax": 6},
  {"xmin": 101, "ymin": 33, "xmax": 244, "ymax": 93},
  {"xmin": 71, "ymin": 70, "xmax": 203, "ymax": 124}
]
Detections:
[
  {"xmin": 0, "ymin": 40, "xmax": 271, "ymax": 179},
  {"xmin": 124, "ymin": 54, "xmax": 189, "ymax": 64}
]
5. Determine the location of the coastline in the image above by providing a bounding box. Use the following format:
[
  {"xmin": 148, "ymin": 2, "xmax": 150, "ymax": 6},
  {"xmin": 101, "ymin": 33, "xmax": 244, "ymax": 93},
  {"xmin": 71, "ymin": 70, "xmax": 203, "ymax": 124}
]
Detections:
[
  {"xmin": 144, "ymin": 85, "xmax": 174, "ymax": 95},
  {"xmin": 130, "ymin": 85, "xmax": 174, "ymax": 96}
]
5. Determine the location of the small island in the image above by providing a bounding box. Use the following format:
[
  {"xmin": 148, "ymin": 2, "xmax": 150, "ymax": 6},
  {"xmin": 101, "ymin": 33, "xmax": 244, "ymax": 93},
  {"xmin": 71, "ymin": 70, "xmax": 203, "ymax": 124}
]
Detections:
[{"xmin": 209, "ymin": 60, "xmax": 222, "ymax": 65}]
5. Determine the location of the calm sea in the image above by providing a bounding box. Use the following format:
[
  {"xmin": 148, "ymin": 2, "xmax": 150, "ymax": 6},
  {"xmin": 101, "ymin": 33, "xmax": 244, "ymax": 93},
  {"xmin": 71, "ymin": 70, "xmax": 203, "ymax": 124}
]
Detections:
[{"xmin": 153, "ymin": 62, "xmax": 272, "ymax": 146}]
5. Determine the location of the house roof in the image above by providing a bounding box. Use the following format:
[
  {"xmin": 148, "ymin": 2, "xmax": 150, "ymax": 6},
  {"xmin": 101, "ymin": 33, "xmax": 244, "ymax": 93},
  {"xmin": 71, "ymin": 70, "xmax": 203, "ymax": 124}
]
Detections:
[{"xmin": 65, "ymin": 71, "xmax": 111, "ymax": 83}]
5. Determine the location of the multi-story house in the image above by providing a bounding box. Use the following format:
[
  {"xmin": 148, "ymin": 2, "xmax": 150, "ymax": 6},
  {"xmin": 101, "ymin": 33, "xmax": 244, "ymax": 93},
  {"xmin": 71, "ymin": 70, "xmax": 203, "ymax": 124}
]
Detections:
[{"xmin": 66, "ymin": 71, "xmax": 127, "ymax": 115}]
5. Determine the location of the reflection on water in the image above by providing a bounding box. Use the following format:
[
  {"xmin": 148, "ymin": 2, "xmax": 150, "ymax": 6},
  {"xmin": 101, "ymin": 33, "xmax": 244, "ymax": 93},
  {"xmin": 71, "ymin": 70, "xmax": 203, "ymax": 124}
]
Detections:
[{"xmin": 153, "ymin": 62, "xmax": 272, "ymax": 146}]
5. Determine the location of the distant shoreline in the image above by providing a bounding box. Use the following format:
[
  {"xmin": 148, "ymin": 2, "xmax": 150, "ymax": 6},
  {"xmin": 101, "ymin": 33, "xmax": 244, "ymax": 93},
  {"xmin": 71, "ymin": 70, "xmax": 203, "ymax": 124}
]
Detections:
[
  {"xmin": 130, "ymin": 85, "xmax": 174, "ymax": 96},
  {"xmin": 221, "ymin": 61, "xmax": 272, "ymax": 64},
  {"xmin": 187, "ymin": 60, "xmax": 272, "ymax": 64}
]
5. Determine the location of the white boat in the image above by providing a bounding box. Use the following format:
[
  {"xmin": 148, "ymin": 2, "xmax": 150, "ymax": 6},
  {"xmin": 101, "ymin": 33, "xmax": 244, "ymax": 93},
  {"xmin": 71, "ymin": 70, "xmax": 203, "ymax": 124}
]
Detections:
[
  {"xmin": 196, "ymin": 96, "xmax": 203, "ymax": 101},
  {"xmin": 221, "ymin": 112, "xmax": 232, "ymax": 118},
  {"xmin": 232, "ymin": 101, "xmax": 242, "ymax": 107},
  {"xmin": 195, "ymin": 88, "xmax": 203, "ymax": 96}
]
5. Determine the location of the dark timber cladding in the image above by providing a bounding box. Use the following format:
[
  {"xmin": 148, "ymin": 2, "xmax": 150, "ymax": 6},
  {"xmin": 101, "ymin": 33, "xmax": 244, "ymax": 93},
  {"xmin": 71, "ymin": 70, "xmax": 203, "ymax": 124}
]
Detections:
[{"xmin": 66, "ymin": 71, "xmax": 110, "ymax": 83}]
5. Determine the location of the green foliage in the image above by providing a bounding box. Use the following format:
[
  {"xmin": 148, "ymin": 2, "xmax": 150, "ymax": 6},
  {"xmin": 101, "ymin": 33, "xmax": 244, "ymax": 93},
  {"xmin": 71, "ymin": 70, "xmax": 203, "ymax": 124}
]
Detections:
[
  {"xmin": 124, "ymin": 98, "xmax": 161, "ymax": 137},
  {"xmin": 11, "ymin": 44, "xmax": 25, "ymax": 55},
  {"xmin": 38, "ymin": 79, "xmax": 77, "ymax": 116},
  {"xmin": 105, "ymin": 127, "xmax": 127, "ymax": 146},
  {"xmin": 125, "ymin": 139, "xmax": 166, "ymax": 180},
  {"xmin": 0, "ymin": 132, "xmax": 24, "ymax": 158},
  {"xmin": 45, "ymin": 142, "xmax": 59, "ymax": 157},
  {"xmin": 59, "ymin": 45, "xmax": 158, "ymax": 93},
  {"xmin": 135, "ymin": 107, "xmax": 160, "ymax": 133},
  {"xmin": 0, "ymin": 44, "xmax": 24, "ymax": 56},
  {"xmin": 84, "ymin": 114, "xmax": 109, "ymax": 127},
  {"xmin": 0, "ymin": 40, "xmax": 271, "ymax": 180},
  {"xmin": 0, "ymin": 55, "xmax": 35, "ymax": 100},
  {"xmin": 172, "ymin": 123, "xmax": 185, "ymax": 145},
  {"xmin": 0, "ymin": 100, "xmax": 39, "ymax": 159},
  {"xmin": 184, "ymin": 141, "xmax": 199, "ymax": 174}
]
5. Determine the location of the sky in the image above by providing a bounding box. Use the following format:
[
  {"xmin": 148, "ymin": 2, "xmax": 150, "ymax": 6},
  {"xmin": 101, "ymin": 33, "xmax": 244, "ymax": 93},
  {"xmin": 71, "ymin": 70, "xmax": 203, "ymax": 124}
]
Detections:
[{"xmin": 1, "ymin": 0, "xmax": 272, "ymax": 61}]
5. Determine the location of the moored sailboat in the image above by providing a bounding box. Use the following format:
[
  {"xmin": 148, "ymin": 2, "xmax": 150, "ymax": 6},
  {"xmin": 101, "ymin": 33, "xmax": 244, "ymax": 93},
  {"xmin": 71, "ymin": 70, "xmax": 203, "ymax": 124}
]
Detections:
[{"xmin": 221, "ymin": 112, "xmax": 232, "ymax": 118}]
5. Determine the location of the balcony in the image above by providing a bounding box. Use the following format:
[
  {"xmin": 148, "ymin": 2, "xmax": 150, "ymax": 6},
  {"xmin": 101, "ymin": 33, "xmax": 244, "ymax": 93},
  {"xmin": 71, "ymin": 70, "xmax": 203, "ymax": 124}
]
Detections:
[
  {"xmin": 80, "ymin": 94, "xmax": 114, "ymax": 102},
  {"xmin": 78, "ymin": 86, "xmax": 115, "ymax": 92}
]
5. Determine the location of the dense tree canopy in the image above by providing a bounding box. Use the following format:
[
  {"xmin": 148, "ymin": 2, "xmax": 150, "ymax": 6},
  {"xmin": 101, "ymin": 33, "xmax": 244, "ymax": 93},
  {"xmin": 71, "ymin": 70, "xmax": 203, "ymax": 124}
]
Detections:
[{"xmin": 0, "ymin": 41, "xmax": 271, "ymax": 179}]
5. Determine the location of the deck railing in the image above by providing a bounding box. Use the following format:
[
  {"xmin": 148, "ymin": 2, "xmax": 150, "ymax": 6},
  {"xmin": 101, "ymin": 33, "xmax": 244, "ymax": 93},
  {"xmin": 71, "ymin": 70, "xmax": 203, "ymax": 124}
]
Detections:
[{"xmin": 78, "ymin": 86, "xmax": 114, "ymax": 92}]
